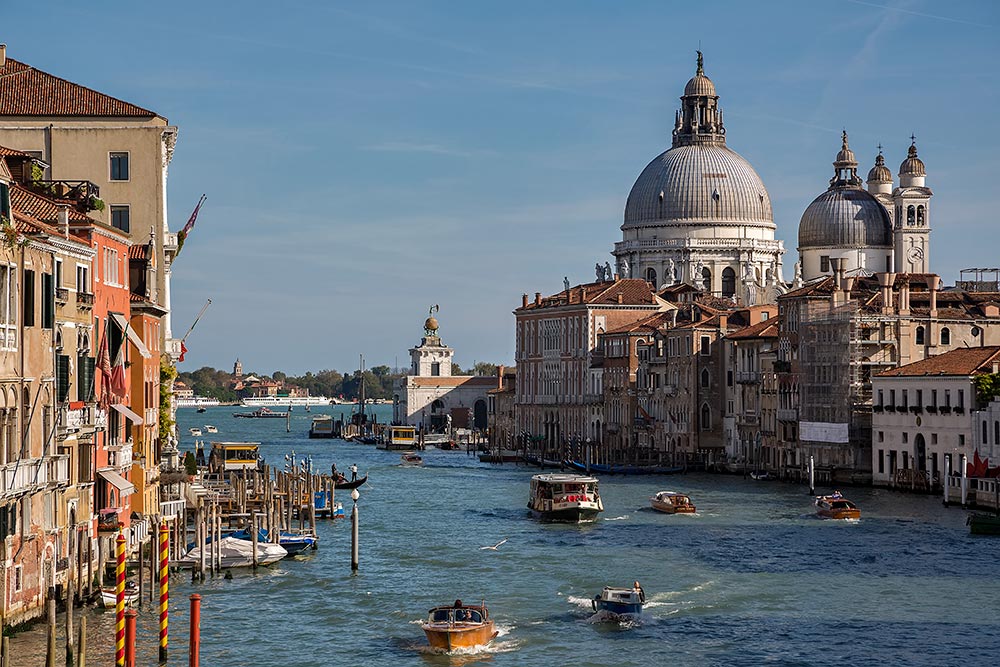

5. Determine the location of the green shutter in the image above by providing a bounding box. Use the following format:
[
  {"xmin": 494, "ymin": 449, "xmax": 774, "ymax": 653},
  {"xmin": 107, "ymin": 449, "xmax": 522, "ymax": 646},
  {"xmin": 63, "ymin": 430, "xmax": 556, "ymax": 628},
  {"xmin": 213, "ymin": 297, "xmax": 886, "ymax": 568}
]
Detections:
[
  {"xmin": 78, "ymin": 355, "xmax": 95, "ymax": 402},
  {"xmin": 42, "ymin": 273, "xmax": 54, "ymax": 329},
  {"xmin": 56, "ymin": 354, "xmax": 71, "ymax": 403},
  {"xmin": 23, "ymin": 269, "xmax": 34, "ymax": 327}
]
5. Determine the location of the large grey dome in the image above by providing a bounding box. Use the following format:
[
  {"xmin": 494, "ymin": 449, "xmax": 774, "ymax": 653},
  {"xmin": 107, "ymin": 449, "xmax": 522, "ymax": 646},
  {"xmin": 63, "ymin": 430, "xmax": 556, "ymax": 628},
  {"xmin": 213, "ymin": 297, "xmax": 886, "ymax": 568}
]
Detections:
[
  {"xmin": 624, "ymin": 144, "xmax": 773, "ymax": 227},
  {"xmin": 798, "ymin": 188, "xmax": 892, "ymax": 248}
]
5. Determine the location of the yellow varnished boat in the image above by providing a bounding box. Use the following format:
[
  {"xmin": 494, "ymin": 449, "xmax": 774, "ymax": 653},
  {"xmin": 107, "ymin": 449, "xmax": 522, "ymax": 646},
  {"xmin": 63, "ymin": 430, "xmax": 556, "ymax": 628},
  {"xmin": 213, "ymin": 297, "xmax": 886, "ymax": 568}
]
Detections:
[
  {"xmin": 422, "ymin": 601, "xmax": 497, "ymax": 651},
  {"xmin": 650, "ymin": 491, "xmax": 696, "ymax": 514},
  {"xmin": 815, "ymin": 494, "xmax": 860, "ymax": 520}
]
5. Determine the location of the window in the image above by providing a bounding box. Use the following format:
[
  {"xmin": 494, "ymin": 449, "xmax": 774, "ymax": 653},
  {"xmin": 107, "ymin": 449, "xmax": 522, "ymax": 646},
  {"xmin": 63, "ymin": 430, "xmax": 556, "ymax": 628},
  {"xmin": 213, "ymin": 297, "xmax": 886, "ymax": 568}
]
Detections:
[
  {"xmin": 940, "ymin": 327, "xmax": 950, "ymax": 346},
  {"xmin": 700, "ymin": 267, "xmax": 711, "ymax": 292},
  {"xmin": 645, "ymin": 267, "xmax": 657, "ymax": 286},
  {"xmin": 0, "ymin": 264, "xmax": 15, "ymax": 349},
  {"xmin": 76, "ymin": 264, "xmax": 90, "ymax": 294},
  {"xmin": 959, "ymin": 434, "xmax": 965, "ymax": 446},
  {"xmin": 700, "ymin": 336, "xmax": 710, "ymax": 356},
  {"xmin": 22, "ymin": 269, "xmax": 35, "ymax": 327},
  {"xmin": 995, "ymin": 421, "xmax": 999, "ymax": 445},
  {"xmin": 104, "ymin": 248, "xmax": 120, "ymax": 286},
  {"xmin": 430, "ymin": 362, "xmax": 440, "ymax": 377},
  {"xmin": 917, "ymin": 205, "xmax": 925, "ymax": 225},
  {"xmin": 110, "ymin": 152, "xmax": 129, "ymax": 181},
  {"xmin": 907, "ymin": 205, "xmax": 915, "ymax": 225},
  {"xmin": 878, "ymin": 449, "xmax": 884, "ymax": 474},
  {"xmin": 878, "ymin": 431, "xmax": 884, "ymax": 442},
  {"xmin": 915, "ymin": 326, "xmax": 925, "ymax": 345},
  {"xmin": 878, "ymin": 389, "xmax": 884, "ymax": 406},
  {"xmin": 957, "ymin": 389, "xmax": 964, "ymax": 409},
  {"xmin": 983, "ymin": 421, "xmax": 989, "ymax": 444},
  {"xmin": 930, "ymin": 389, "xmax": 937, "ymax": 407},
  {"xmin": 110, "ymin": 205, "xmax": 130, "ymax": 233},
  {"xmin": 721, "ymin": 267, "xmax": 736, "ymax": 298},
  {"xmin": 820, "ymin": 256, "xmax": 830, "ymax": 273},
  {"xmin": 701, "ymin": 368, "xmax": 710, "ymax": 389},
  {"xmin": 0, "ymin": 181, "xmax": 10, "ymax": 217},
  {"xmin": 700, "ymin": 403, "xmax": 711, "ymax": 431},
  {"xmin": 931, "ymin": 433, "xmax": 938, "ymax": 445},
  {"xmin": 727, "ymin": 370, "xmax": 733, "ymax": 387}
]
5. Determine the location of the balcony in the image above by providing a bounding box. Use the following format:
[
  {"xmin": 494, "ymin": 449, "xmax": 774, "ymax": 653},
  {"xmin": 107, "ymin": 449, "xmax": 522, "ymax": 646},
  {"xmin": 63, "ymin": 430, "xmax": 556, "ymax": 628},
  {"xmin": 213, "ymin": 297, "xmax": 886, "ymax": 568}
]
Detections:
[
  {"xmin": 27, "ymin": 179, "xmax": 101, "ymax": 210},
  {"xmin": 108, "ymin": 444, "xmax": 133, "ymax": 470},
  {"xmin": 163, "ymin": 232, "xmax": 179, "ymax": 253},
  {"xmin": 164, "ymin": 338, "xmax": 183, "ymax": 360},
  {"xmin": 1, "ymin": 455, "xmax": 70, "ymax": 498},
  {"xmin": 77, "ymin": 292, "xmax": 94, "ymax": 308},
  {"xmin": 737, "ymin": 413, "xmax": 759, "ymax": 426},
  {"xmin": 55, "ymin": 287, "xmax": 69, "ymax": 304},
  {"xmin": 736, "ymin": 372, "xmax": 760, "ymax": 384},
  {"xmin": 46, "ymin": 455, "xmax": 71, "ymax": 487},
  {"xmin": 97, "ymin": 509, "xmax": 123, "ymax": 532},
  {"xmin": 777, "ymin": 408, "xmax": 798, "ymax": 422}
]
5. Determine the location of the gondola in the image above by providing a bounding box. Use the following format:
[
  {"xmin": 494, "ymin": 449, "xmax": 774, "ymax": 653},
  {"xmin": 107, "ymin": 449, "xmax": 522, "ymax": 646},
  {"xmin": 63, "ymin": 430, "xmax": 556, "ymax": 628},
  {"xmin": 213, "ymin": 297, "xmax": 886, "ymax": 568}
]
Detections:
[{"xmin": 334, "ymin": 474, "xmax": 368, "ymax": 489}]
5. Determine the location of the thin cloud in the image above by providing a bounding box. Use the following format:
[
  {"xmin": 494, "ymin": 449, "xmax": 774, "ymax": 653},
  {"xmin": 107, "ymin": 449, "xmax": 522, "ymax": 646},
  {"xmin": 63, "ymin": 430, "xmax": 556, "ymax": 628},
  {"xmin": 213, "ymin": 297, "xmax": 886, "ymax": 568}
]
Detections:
[
  {"xmin": 361, "ymin": 141, "xmax": 491, "ymax": 158},
  {"xmin": 844, "ymin": 0, "xmax": 992, "ymax": 27}
]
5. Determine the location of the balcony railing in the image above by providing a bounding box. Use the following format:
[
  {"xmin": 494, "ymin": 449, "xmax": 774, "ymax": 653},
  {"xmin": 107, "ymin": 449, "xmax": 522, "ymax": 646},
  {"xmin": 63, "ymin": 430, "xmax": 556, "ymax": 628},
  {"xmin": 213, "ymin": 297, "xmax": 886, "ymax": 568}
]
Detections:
[
  {"xmin": 46, "ymin": 455, "xmax": 70, "ymax": 487},
  {"xmin": 77, "ymin": 292, "xmax": 94, "ymax": 307},
  {"xmin": 1, "ymin": 455, "xmax": 70, "ymax": 498},
  {"xmin": 55, "ymin": 287, "xmax": 69, "ymax": 303},
  {"xmin": 737, "ymin": 413, "xmax": 759, "ymax": 426},
  {"xmin": 109, "ymin": 445, "xmax": 133, "ymax": 470},
  {"xmin": 736, "ymin": 372, "xmax": 760, "ymax": 384},
  {"xmin": 27, "ymin": 179, "xmax": 101, "ymax": 209}
]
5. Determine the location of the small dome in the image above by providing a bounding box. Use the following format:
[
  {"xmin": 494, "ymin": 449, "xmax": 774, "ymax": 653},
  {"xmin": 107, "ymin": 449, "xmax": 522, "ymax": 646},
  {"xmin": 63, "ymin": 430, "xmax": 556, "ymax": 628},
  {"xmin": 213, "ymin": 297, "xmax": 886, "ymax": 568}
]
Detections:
[
  {"xmin": 684, "ymin": 74, "xmax": 716, "ymax": 97},
  {"xmin": 798, "ymin": 188, "xmax": 892, "ymax": 249},
  {"xmin": 424, "ymin": 316, "xmax": 439, "ymax": 332},
  {"xmin": 899, "ymin": 141, "xmax": 925, "ymax": 176},
  {"xmin": 834, "ymin": 131, "xmax": 857, "ymax": 167},
  {"xmin": 867, "ymin": 150, "xmax": 892, "ymax": 183}
]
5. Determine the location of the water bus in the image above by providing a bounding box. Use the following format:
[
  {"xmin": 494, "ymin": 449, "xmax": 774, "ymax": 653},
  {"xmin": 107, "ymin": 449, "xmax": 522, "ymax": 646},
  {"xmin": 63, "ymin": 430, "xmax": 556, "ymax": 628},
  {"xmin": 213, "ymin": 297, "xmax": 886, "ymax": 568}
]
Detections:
[
  {"xmin": 309, "ymin": 415, "xmax": 335, "ymax": 439},
  {"xmin": 527, "ymin": 474, "xmax": 603, "ymax": 522},
  {"xmin": 208, "ymin": 442, "xmax": 261, "ymax": 473}
]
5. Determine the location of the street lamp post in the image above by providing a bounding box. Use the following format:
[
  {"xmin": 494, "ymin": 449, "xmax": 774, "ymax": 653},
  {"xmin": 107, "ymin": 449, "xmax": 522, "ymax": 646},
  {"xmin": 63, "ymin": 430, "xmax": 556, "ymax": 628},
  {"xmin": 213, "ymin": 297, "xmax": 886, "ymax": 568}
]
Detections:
[{"xmin": 350, "ymin": 489, "xmax": 360, "ymax": 572}]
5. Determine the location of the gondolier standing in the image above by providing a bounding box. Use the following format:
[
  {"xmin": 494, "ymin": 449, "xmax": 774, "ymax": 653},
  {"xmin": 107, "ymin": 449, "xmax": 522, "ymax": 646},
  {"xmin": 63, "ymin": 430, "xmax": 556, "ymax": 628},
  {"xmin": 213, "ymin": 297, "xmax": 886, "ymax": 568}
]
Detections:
[{"xmin": 350, "ymin": 463, "xmax": 358, "ymax": 481}]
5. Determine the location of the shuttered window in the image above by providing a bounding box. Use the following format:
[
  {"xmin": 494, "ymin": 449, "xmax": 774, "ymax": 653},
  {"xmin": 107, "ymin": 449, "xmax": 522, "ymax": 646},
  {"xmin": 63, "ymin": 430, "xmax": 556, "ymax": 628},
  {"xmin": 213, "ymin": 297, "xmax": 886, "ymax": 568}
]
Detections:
[
  {"xmin": 22, "ymin": 269, "xmax": 34, "ymax": 327},
  {"xmin": 56, "ymin": 354, "xmax": 71, "ymax": 403},
  {"xmin": 42, "ymin": 272, "xmax": 54, "ymax": 329},
  {"xmin": 78, "ymin": 355, "xmax": 95, "ymax": 402}
]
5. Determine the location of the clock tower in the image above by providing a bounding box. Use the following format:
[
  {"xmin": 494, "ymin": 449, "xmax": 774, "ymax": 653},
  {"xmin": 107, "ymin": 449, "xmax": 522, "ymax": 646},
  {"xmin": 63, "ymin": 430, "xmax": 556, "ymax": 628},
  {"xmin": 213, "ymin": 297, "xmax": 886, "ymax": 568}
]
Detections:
[{"xmin": 892, "ymin": 138, "xmax": 932, "ymax": 273}]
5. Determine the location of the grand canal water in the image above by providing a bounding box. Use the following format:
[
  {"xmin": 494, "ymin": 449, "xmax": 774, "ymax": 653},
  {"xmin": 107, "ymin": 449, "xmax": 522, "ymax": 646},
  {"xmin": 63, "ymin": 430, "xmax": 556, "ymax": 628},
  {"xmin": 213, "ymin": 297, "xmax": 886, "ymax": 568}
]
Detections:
[{"xmin": 12, "ymin": 404, "xmax": 1000, "ymax": 666}]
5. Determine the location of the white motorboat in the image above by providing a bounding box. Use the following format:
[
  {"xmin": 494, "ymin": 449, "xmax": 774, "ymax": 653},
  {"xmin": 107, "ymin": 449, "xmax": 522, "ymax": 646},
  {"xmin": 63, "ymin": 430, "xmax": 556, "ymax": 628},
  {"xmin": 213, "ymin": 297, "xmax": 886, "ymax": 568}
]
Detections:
[
  {"xmin": 189, "ymin": 427, "xmax": 203, "ymax": 436},
  {"xmin": 100, "ymin": 581, "xmax": 139, "ymax": 609},
  {"xmin": 204, "ymin": 425, "xmax": 218, "ymax": 433},
  {"xmin": 181, "ymin": 536, "xmax": 286, "ymax": 568}
]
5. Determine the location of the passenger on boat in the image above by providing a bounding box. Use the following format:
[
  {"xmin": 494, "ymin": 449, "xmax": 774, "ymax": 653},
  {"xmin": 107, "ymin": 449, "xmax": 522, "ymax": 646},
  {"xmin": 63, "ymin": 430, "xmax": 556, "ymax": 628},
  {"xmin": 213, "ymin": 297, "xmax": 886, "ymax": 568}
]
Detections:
[
  {"xmin": 633, "ymin": 581, "xmax": 646, "ymax": 604},
  {"xmin": 831, "ymin": 490, "xmax": 843, "ymax": 499}
]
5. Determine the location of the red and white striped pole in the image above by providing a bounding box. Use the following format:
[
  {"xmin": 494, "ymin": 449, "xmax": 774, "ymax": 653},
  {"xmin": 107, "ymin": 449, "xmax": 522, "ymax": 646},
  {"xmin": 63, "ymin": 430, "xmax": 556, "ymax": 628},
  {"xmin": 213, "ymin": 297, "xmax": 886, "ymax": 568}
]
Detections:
[
  {"xmin": 159, "ymin": 521, "xmax": 169, "ymax": 664},
  {"xmin": 115, "ymin": 531, "xmax": 126, "ymax": 667}
]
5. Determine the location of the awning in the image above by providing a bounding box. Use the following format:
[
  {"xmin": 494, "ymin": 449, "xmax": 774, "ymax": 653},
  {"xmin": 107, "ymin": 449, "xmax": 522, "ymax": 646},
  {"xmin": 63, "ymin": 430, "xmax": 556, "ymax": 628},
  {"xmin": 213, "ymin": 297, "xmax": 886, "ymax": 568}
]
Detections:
[
  {"xmin": 112, "ymin": 403, "xmax": 144, "ymax": 425},
  {"xmin": 98, "ymin": 470, "xmax": 135, "ymax": 495},
  {"xmin": 110, "ymin": 312, "xmax": 151, "ymax": 358}
]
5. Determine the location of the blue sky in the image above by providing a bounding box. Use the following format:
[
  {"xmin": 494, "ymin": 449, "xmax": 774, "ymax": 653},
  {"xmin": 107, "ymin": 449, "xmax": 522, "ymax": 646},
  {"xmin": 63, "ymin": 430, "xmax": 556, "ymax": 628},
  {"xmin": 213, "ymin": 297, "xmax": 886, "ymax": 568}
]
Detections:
[{"xmin": 4, "ymin": 1, "xmax": 998, "ymax": 375}]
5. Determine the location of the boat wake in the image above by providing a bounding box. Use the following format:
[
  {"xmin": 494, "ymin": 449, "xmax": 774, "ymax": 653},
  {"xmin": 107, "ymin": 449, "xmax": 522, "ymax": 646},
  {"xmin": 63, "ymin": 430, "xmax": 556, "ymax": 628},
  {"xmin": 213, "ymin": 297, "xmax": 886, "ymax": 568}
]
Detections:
[
  {"xmin": 603, "ymin": 514, "xmax": 629, "ymax": 521},
  {"xmin": 586, "ymin": 609, "xmax": 643, "ymax": 627},
  {"xmin": 566, "ymin": 595, "xmax": 595, "ymax": 610}
]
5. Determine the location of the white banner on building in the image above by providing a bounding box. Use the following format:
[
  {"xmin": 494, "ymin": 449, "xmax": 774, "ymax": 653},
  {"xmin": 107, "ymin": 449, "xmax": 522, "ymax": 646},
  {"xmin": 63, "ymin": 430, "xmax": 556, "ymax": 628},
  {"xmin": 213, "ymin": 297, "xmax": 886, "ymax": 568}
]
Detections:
[{"xmin": 799, "ymin": 421, "xmax": 849, "ymax": 444}]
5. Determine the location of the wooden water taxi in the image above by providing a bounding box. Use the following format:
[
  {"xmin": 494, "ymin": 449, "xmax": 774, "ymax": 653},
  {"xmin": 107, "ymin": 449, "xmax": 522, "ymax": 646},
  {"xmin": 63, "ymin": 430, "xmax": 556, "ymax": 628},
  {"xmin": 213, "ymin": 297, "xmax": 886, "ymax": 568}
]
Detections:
[
  {"xmin": 650, "ymin": 491, "xmax": 696, "ymax": 514},
  {"xmin": 815, "ymin": 494, "xmax": 860, "ymax": 520},
  {"xmin": 422, "ymin": 601, "xmax": 497, "ymax": 652},
  {"xmin": 400, "ymin": 452, "xmax": 424, "ymax": 466},
  {"xmin": 528, "ymin": 474, "xmax": 603, "ymax": 522},
  {"xmin": 592, "ymin": 582, "xmax": 645, "ymax": 618}
]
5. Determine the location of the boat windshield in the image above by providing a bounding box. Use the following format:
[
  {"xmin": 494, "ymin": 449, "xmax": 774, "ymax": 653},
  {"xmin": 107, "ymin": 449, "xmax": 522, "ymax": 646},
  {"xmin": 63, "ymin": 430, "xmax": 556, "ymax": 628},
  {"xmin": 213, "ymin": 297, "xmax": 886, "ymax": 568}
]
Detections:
[{"xmin": 429, "ymin": 608, "xmax": 483, "ymax": 624}]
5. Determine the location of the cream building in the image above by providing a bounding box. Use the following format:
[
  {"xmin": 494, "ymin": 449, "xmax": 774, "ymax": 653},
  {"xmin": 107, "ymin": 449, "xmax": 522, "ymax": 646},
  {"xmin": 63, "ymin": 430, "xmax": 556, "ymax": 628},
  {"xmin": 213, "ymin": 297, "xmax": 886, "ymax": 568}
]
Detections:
[
  {"xmin": 393, "ymin": 313, "xmax": 494, "ymax": 431},
  {"xmin": 0, "ymin": 46, "xmax": 181, "ymax": 354},
  {"xmin": 613, "ymin": 52, "xmax": 785, "ymax": 304}
]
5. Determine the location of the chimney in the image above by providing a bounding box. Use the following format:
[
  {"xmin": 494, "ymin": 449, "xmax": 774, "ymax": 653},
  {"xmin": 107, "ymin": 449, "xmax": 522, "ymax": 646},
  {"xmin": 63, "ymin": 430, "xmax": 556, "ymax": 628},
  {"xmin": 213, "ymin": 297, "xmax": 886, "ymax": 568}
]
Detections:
[
  {"xmin": 718, "ymin": 313, "xmax": 728, "ymax": 331},
  {"xmin": 614, "ymin": 273, "xmax": 621, "ymax": 282},
  {"xmin": 617, "ymin": 292, "xmax": 623, "ymax": 304},
  {"xmin": 878, "ymin": 272, "xmax": 895, "ymax": 313},
  {"xmin": 497, "ymin": 364, "xmax": 505, "ymax": 390},
  {"xmin": 58, "ymin": 205, "xmax": 69, "ymax": 239},
  {"xmin": 670, "ymin": 309, "xmax": 678, "ymax": 327},
  {"xmin": 993, "ymin": 360, "xmax": 999, "ymax": 375},
  {"xmin": 534, "ymin": 292, "xmax": 542, "ymax": 306},
  {"xmin": 843, "ymin": 276, "xmax": 855, "ymax": 301},
  {"xmin": 0, "ymin": 45, "xmax": 6, "ymax": 69},
  {"xmin": 522, "ymin": 294, "xmax": 528, "ymax": 308},
  {"xmin": 928, "ymin": 275, "xmax": 941, "ymax": 317},
  {"xmin": 830, "ymin": 258, "xmax": 844, "ymax": 305}
]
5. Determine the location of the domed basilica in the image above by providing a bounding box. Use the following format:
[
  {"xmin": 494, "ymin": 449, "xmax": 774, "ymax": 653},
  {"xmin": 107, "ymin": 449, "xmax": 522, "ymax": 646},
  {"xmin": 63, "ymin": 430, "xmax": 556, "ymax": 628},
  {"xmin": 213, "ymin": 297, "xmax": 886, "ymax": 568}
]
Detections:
[
  {"xmin": 612, "ymin": 53, "xmax": 933, "ymax": 297},
  {"xmin": 613, "ymin": 52, "xmax": 785, "ymax": 305}
]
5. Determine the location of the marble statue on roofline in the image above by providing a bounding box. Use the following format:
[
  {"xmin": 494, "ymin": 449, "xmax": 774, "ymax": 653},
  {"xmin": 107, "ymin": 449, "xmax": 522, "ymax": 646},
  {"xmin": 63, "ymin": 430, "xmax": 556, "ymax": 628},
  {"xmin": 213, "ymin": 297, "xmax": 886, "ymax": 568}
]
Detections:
[{"xmin": 604, "ymin": 262, "xmax": 613, "ymax": 281}]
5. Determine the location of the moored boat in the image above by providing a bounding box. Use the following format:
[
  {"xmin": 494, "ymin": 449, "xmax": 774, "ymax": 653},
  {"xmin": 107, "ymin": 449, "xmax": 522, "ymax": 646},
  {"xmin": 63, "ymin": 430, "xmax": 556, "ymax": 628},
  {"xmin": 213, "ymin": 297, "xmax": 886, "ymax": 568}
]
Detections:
[
  {"xmin": 422, "ymin": 601, "xmax": 497, "ymax": 652},
  {"xmin": 100, "ymin": 581, "xmax": 139, "ymax": 609},
  {"xmin": 478, "ymin": 450, "xmax": 523, "ymax": 463},
  {"xmin": 527, "ymin": 474, "xmax": 603, "ymax": 522},
  {"xmin": 181, "ymin": 536, "xmax": 286, "ymax": 568},
  {"xmin": 650, "ymin": 491, "xmax": 696, "ymax": 514},
  {"xmin": 592, "ymin": 582, "xmax": 645, "ymax": 618},
  {"xmin": 309, "ymin": 415, "xmax": 335, "ymax": 439},
  {"xmin": 204, "ymin": 425, "xmax": 218, "ymax": 433},
  {"xmin": 564, "ymin": 460, "xmax": 684, "ymax": 475},
  {"xmin": 229, "ymin": 528, "xmax": 318, "ymax": 555},
  {"xmin": 815, "ymin": 493, "xmax": 860, "ymax": 520}
]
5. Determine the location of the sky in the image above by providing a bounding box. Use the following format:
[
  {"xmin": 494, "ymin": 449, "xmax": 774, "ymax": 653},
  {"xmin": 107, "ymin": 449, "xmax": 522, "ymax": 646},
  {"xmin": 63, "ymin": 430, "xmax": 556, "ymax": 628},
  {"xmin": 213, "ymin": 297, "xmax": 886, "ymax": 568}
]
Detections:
[{"xmin": 3, "ymin": 1, "xmax": 999, "ymax": 375}]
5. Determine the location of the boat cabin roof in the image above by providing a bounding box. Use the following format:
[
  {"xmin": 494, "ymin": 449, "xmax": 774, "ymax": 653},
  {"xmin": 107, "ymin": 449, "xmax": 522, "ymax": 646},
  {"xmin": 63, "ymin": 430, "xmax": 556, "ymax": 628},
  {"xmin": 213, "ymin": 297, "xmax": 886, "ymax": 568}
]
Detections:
[
  {"xmin": 210, "ymin": 441, "xmax": 260, "ymax": 451},
  {"xmin": 600, "ymin": 587, "xmax": 642, "ymax": 602},
  {"xmin": 654, "ymin": 491, "xmax": 687, "ymax": 499},
  {"xmin": 532, "ymin": 474, "xmax": 598, "ymax": 484}
]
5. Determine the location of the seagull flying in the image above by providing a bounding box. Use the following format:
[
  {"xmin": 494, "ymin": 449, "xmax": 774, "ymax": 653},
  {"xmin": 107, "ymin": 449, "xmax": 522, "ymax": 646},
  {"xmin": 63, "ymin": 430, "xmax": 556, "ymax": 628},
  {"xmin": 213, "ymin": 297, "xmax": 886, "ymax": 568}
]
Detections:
[{"xmin": 480, "ymin": 538, "xmax": 508, "ymax": 551}]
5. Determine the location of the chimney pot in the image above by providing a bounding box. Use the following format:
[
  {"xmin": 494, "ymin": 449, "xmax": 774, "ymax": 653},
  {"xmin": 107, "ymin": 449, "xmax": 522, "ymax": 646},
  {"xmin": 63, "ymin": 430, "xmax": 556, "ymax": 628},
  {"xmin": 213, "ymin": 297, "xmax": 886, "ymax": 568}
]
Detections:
[
  {"xmin": 617, "ymin": 292, "xmax": 623, "ymax": 304},
  {"xmin": 0, "ymin": 45, "xmax": 6, "ymax": 69},
  {"xmin": 534, "ymin": 292, "xmax": 542, "ymax": 306},
  {"xmin": 522, "ymin": 294, "xmax": 528, "ymax": 308}
]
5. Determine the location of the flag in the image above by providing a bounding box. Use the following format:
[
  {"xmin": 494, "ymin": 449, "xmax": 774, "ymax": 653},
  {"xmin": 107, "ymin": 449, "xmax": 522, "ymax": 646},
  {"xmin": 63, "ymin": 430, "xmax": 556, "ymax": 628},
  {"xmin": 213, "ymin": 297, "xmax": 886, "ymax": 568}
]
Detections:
[
  {"xmin": 179, "ymin": 341, "xmax": 187, "ymax": 363},
  {"xmin": 97, "ymin": 324, "xmax": 112, "ymax": 389},
  {"xmin": 110, "ymin": 333, "xmax": 127, "ymax": 397},
  {"xmin": 182, "ymin": 194, "xmax": 206, "ymax": 236}
]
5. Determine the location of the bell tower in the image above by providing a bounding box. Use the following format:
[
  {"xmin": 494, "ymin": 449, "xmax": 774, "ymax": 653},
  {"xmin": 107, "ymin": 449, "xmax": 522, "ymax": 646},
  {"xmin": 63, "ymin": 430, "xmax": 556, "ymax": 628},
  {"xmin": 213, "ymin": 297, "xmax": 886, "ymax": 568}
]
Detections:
[{"xmin": 892, "ymin": 137, "xmax": 932, "ymax": 273}]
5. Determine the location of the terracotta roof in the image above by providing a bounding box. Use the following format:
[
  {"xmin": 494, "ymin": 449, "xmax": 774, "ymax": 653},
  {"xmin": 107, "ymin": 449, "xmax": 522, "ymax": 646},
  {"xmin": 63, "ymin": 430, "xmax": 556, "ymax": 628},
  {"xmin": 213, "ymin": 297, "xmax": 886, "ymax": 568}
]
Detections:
[
  {"xmin": 877, "ymin": 346, "xmax": 1000, "ymax": 377},
  {"xmin": 128, "ymin": 244, "xmax": 151, "ymax": 260},
  {"xmin": 410, "ymin": 376, "xmax": 497, "ymax": 387},
  {"xmin": 519, "ymin": 279, "xmax": 660, "ymax": 311},
  {"xmin": 603, "ymin": 311, "xmax": 673, "ymax": 335},
  {"xmin": 0, "ymin": 57, "xmax": 159, "ymax": 118},
  {"xmin": 9, "ymin": 184, "xmax": 92, "ymax": 224},
  {"xmin": 0, "ymin": 145, "xmax": 32, "ymax": 158},
  {"xmin": 727, "ymin": 317, "xmax": 779, "ymax": 340}
]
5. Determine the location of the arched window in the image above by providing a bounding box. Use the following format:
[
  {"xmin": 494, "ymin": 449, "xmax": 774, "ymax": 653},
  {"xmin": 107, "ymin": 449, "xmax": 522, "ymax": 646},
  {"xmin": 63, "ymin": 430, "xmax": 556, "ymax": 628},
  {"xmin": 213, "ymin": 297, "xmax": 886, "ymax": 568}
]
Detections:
[
  {"xmin": 917, "ymin": 205, "xmax": 925, "ymax": 225},
  {"xmin": 700, "ymin": 403, "xmax": 711, "ymax": 431},
  {"xmin": 907, "ymin": 205, "xmax": 915, "ymax": 225},
  {"xmin": 721, "ymin": 267, "xmax": 736, "ymax": 298},
  {"xmin": 940, "ymin": 327, "xmax": 950, "ymax": 346},
  {"xmin": 645, "ymin": 267, "xmax": 657, "ymax": 286},
  {"xmin": 701, "ymin": 368, "xmax": 710, "ymax": 388},
  {"xmin": 701, "ymin": 267, "xmax": 711, "ymax": 293},
  {"xmin": 915, "ymin": 326, "xmax": 925, "ymax": 345}
]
